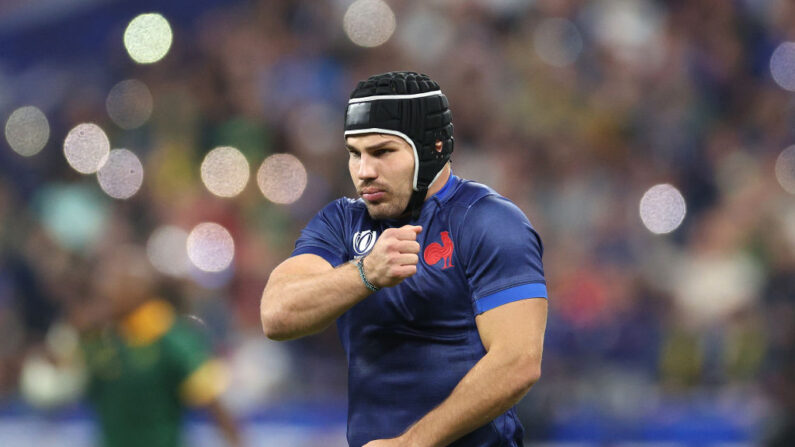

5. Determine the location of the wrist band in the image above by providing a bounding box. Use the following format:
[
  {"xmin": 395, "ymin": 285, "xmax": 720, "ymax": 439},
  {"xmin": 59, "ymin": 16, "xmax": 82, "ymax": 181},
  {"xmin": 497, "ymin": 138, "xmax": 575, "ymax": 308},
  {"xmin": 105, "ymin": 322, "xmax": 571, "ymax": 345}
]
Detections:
[{"xmin": 356, "ymin": 257, "xmax": 380, "ymax": 292}]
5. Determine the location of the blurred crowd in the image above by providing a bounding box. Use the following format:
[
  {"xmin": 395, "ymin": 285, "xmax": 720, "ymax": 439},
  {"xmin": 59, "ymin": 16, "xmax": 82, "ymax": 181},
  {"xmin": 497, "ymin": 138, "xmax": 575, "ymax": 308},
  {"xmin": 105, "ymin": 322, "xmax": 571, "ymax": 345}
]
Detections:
[{"xmin": 1, "ymin": 0, "xmax": 795, "ymax": 444}]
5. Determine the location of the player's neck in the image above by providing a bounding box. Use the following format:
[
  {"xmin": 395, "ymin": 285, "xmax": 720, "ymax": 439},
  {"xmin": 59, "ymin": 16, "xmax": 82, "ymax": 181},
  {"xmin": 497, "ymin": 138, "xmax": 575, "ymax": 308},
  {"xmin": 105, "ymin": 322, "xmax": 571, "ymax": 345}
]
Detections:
[{"xmin": 424, "ymin": 164, "xmax": 452, "ymax": 200}]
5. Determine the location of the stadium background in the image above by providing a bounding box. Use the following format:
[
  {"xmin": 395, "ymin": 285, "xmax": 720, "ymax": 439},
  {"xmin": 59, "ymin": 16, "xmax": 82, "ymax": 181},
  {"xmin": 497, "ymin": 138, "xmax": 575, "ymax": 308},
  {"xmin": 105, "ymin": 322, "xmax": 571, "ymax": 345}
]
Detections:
[{"xmin": 1, "ymin": 0, "xmax": 795, "ymax": 445}]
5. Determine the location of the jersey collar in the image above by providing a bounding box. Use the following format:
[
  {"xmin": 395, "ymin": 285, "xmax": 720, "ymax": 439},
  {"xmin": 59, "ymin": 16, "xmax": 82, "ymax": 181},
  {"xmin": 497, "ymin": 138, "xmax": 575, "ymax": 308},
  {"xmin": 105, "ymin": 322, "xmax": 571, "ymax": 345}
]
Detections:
[
  {"xmin": 430, "ymin": 173, "xmax": 458, "ymax": 204},
  {"xmin": 378, "ymin": 173, "xmax": 459, "ymax": 226}
]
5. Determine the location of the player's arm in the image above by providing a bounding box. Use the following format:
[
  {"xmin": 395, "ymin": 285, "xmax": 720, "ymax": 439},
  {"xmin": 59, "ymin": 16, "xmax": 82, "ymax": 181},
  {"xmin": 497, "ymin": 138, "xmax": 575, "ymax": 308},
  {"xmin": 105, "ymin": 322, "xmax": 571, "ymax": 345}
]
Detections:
[
  {"xmin": 178, "ymin": 342, "xmax": 242, "ymax": 446},
  {"xmin": 260, "ymin": 225, "xmax": 422, "ymax": 341},
  {"xmin": 365, "ymin": 297, "xmax": 547, "ymax": 447},
  {"xmin": 206, "ymin": 399, "xmax": 243, "ymax": 447}
]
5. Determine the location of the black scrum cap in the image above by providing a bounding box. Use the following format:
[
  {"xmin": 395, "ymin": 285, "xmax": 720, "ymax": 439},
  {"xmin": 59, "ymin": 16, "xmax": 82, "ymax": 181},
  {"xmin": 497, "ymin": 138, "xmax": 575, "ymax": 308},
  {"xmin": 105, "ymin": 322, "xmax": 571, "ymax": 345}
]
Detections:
[{"xmin": 344, "ymin": 71, "xmax": 454, "ymax": 218}]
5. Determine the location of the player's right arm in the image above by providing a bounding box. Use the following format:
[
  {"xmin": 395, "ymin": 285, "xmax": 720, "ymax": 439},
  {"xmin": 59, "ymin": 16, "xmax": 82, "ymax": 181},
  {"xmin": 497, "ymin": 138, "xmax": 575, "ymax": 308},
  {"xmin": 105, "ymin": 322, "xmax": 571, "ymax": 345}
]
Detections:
[{"xmin": 260, "ymin": 225, "xmax": 421, "ymax": 341}]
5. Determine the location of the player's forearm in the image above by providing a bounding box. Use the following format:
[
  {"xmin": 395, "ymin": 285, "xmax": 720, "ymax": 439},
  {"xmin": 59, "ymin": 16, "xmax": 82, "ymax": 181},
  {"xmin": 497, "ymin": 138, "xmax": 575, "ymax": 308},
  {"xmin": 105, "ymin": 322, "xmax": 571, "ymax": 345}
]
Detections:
[
  {"xmin": 207, "ymin": 400, "xmax": 243, "ymax": 447},
  {"xmin": 261, "ymin": 262, "xmax": 370, "ymax": 340},
  {"xmin": 403, "ymin": 349, "xmax": 541, "ymax": 447}
]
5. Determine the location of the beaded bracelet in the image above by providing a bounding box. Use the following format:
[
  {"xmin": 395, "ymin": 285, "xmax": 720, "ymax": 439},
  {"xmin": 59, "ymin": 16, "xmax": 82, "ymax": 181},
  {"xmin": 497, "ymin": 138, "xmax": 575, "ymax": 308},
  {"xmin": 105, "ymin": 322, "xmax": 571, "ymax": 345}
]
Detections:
[{"xmin": 356, "ymin": 257, "xmax": 380, "ymax": 292}]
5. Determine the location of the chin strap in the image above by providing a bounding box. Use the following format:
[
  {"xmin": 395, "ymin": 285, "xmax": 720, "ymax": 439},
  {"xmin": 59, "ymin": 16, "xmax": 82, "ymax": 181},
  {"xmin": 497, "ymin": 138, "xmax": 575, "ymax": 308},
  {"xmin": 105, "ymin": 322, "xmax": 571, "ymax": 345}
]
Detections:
[{"xmin": 405, "ymin": 187, "xmax": 428, "ymax": 220}]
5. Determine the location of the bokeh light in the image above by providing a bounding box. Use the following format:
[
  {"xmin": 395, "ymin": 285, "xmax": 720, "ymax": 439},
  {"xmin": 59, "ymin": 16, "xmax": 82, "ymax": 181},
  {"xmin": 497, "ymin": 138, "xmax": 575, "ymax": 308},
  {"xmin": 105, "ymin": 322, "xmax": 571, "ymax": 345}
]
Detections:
[
  {"xmin": 4, "ymin": 106, "xmax": 49, "ymax": 156},
  {"xmin": 106, "ymin": 79, "xmax": 154, "ymax": 129},
  {"xmin": 63, "ymin": 123, "xmax": 110, "ymax": 174},
  {"xmin": 187, "ymin": 222, "xmax": 235, "ymax": 273},
  {"xmin": 222, "ymin": 336, "xmax": 291, "ymax": 413},
  {"xmin": 639, "ymin": 184, "xmax": 687, "ymax": 234},
  {"xmin": 257, "ymin": 153, "xmax": 308, "ymax": 205},
  {"xmin": 396, "ymin": 7, "xmax": 454, "ymax": 63},
  {"xmin": 96, "ymin": 149, "xmax": 144, "ymax": 199},
  {"xmin": 770, "ymin": 42, "xmax": 795, "ymax": 92},
  {"xmin": 146, "ymin": 226, "xmax": 190, "ymax": 277},
  {"xmin": 287, "ymin": 103, "xmax": 339, "ymax": 155},
  {"xmin": 590, "ymin": 0, "xmax": 664, "ymax": 66},
  {"xmin": 19, "ymin": 352, "xmax": 85, "ymax": 410},
  {"xmin": 343, "ymin": 0, "xmax": 396, "ymax": 48},
  {"xmin": 35, "ymin": 184, "xmax": 108, "ymax": 252},
  {"xmin": 123, "ymin": 13, "xmax": 173, "ymax": 64},
  {"xmin": 533, "ymin": 18, "xmax": 583, "ymax": 67},
  {"xmin": 200, "ymin": 146, "xmax": 250, "ymax": 197},
  {"xmin": 775, "ymin": 145, "xmax": 795, "ymax": 194},
  {"xmin": 674, "ymin": 253, "xmax": 762, "ymax": 325}
]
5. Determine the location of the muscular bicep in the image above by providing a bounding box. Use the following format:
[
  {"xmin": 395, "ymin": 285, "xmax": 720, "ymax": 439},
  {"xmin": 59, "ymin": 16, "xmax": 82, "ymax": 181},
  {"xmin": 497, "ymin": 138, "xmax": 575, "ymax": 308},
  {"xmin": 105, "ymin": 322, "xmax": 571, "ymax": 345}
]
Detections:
[
  {"xmin": 475, "ymin": 298, "xmax": 548, "ymax": 360},
  {"xmin": 267, "ymin": 254, "xmax": 335, "ymax": 286}
]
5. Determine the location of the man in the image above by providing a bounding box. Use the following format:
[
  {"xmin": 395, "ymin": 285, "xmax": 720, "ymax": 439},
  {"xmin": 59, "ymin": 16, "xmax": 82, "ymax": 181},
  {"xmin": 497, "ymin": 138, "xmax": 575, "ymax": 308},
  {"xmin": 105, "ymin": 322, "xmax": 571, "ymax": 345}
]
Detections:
[
  {"xmin": 74, "ymin": 247, "xmax": 242, "ymax": 447},
  {"xmin": 261, "ymin": 71, "xmax": 547, "ymax": 446}
]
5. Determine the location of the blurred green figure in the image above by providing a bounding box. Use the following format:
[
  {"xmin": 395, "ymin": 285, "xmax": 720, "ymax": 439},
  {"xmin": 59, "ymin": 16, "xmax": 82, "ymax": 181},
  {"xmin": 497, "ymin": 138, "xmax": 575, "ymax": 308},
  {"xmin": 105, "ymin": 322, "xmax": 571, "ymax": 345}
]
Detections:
[{"xmin": 73, "ymin": 247, "xmax": 241, "ymax": 447}]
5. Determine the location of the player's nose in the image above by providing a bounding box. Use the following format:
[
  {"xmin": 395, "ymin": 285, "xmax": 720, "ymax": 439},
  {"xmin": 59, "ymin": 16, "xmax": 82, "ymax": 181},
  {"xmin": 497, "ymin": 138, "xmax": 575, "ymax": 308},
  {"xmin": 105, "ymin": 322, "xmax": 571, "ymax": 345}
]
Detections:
[{"xmin": 357, "ymin": 154, "xmax": 378, "ymax": 180}]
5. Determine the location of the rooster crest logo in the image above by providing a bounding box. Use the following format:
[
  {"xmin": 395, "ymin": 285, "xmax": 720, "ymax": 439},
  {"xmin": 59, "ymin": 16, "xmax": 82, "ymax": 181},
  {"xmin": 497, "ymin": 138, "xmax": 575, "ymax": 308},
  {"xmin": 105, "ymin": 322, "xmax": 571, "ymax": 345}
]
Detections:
[{"xmin": 423, "ymin": 231, "xmax": 454, "ymax": 269}]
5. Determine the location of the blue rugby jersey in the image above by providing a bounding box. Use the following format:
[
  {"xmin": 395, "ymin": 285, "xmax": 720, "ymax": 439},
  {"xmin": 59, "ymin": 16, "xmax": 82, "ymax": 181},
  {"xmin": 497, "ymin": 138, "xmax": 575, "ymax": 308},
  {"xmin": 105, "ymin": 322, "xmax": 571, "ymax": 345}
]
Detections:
[{"xmin": 290, "ymin": 174, "xmax": 547, "ymax": 447}]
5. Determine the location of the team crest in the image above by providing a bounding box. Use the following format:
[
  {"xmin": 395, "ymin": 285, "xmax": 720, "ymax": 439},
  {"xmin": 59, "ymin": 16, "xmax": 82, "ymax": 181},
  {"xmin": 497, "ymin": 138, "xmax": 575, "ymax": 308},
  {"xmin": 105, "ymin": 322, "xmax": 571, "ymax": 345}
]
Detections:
[
  {"xmin": 353, "ymin": 230, "xmax": 377, "ymax": 256},
  {"xmin": 424, "ymin": 231, "xmax": 454, "ymax": 269}
]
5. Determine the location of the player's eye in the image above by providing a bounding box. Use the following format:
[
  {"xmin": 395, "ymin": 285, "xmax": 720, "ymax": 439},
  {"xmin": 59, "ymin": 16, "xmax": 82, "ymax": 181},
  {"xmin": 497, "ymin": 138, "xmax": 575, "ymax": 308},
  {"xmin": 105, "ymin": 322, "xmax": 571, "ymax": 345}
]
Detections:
[
  {"xmin": 347, "ymin": 149, "xmax": 360, "ymax": 158},
  {"xmin": 373, "ymin": 149, "xmax": 390, "ymax": 157}
]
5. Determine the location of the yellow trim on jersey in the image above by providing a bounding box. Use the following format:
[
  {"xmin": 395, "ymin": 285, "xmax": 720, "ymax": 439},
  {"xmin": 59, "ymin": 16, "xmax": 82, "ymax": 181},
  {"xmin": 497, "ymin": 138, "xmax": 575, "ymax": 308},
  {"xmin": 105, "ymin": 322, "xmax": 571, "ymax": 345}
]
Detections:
[
  {"xmin": 120, "ymin": 299, "xmax": 175, "ymax": 346},
  {"xmin": 180, "ymin": 359, "xmax": 229, "ymax": 407}
]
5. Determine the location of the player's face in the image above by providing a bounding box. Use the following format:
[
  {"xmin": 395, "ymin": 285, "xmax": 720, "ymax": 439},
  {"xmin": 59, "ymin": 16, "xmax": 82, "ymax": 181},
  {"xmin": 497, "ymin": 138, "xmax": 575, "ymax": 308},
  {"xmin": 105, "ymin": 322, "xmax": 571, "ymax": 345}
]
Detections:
[
  {"xmin": 92, "ymin": 248, "xmax": 154, "ymax": 317},
  {"xmin": 346, "ymin": 133, "xmax": 415, "ymax": 220}
]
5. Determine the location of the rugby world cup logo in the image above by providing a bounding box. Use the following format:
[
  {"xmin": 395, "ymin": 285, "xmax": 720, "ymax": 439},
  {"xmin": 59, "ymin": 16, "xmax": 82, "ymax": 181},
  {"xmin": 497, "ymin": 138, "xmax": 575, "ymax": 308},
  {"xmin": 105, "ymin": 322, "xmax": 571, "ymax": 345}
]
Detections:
[{"xmin": 353, "ymin": 230, "xmax": 377, "ymax": 256}]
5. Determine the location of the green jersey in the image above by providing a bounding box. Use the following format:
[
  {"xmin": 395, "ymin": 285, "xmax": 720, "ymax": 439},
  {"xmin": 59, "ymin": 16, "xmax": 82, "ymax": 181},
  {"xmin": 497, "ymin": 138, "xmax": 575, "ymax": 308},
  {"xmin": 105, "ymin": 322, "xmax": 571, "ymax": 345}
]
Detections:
[{"xmin": 81, "ymin": 300, "xmax": 224, "ymax": 447}]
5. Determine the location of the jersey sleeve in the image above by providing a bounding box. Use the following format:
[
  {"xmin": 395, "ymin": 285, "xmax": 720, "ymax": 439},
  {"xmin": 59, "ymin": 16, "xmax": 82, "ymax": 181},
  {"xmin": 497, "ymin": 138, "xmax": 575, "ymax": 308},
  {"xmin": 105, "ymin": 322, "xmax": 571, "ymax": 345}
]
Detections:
[
  {"xmin": 457, "ymin": 195, "xmax": 547, "ymax": 315},
  {"xmin": 290, "ymin": 199, "xmax": 348, "ymax": 267},
  {"xmin": 165, "ymin": 321, "xmax": 228, "ymax": 407}
]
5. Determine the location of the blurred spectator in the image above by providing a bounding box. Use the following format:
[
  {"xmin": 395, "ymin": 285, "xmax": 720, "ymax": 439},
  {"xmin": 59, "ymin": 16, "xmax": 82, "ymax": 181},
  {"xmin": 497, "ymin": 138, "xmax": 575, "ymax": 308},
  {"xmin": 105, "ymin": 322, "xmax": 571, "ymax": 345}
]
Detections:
[{"xmin": 69, "ymin": 247, "xmax": 241, "ymax": 447}]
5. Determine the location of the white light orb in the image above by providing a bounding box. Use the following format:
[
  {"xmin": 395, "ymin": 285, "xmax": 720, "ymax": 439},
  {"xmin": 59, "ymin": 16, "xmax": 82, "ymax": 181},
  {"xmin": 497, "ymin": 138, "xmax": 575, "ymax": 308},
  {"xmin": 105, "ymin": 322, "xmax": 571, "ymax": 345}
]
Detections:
[
  {"xmin": 257, "ymin": 154, "xmax": 308, "ymax": 205},
  {"xmin": 5, "ymin": 106, "xmax": 49, "ymax": 156},
  {"xmin": 106, "ymin": 79, "xmax": 154, "ymax": 129},
  {"xmin": 63, "ymin": 123, "xmax": 110, "ymax": 174},
  {"xmin": 775, "ymin": 145, "xmax": 795, "ymax": 194},
  {"xmin": 19, "ymin": 353, "xmax": 85, "ymax": 409},
  {"xmin": 221, "ymin": 336, "xmax": 291, "ymax": 413},
  {"xmin": 674, "ymin": 253, "xmax": 762, "ymax": 324},
  {"xmin": 639, "ymin": 184, "xmax": 687, "ymax": 234},
  {"xmin": 343, "ymin": 0, "xmax": 396, "ymax": 48},
  {"xmin": 771, "ymin": 42, "xmax": 795, "ymax": 92},
  {"xmin": 187, "ymin": 222, "xmax": 235, "ymax": 273},
  {"xmin": 200, "ymin": 146, "xmax": 250, "ymax": 197},
  {"xmin": 146, "ymin": 226, "xmax": 190, "ymax": 277},
  {"xmin": 96, "ymin": 149, "xmax": 144, "ymax": 199},
  {"xmin": 124, "ymin": 13, "xmax": 173, "ymax": 64}
]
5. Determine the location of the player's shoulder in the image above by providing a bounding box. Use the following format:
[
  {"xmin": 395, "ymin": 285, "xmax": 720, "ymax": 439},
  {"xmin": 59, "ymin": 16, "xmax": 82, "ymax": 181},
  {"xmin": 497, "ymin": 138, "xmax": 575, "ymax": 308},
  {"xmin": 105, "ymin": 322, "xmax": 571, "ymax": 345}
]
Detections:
[
  {"xmin": 447, "ymin": 178, "xmax": 532, "ymax": 226},
  {"xmin": 448, "ymin": 178, "xmax": 516, "ymax": 212},
  {"xmin": 447, "ymin": 177, "xmax": 498, "ymax": 206}
]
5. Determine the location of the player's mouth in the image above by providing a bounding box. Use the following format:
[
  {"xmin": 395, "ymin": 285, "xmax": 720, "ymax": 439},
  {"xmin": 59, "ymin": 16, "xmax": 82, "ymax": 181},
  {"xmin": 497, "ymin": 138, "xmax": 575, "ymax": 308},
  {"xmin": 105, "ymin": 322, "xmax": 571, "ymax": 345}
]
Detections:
[{"xmin": 360, "ymin": 187, "xmax": 386, "ymax": 202}]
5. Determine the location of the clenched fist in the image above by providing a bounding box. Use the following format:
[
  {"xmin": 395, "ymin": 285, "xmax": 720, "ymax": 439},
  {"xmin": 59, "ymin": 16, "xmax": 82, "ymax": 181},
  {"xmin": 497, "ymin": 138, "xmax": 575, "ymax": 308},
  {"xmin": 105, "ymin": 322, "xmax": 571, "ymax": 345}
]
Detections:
[{"xmin": 362, "ymin": 225, "xmax": 422, "ymax": 289}]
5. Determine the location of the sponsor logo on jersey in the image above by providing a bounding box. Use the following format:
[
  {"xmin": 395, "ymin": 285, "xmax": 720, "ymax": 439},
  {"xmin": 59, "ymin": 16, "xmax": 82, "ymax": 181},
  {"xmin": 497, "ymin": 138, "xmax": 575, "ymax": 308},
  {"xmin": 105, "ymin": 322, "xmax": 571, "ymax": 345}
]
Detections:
[
  {"xmin": 424, "ymin": 231, "xmax": 454, "ymax": 269},
  {"xmin": 353, "ymin": 230, "xmax": 377, "ymax": 256}
]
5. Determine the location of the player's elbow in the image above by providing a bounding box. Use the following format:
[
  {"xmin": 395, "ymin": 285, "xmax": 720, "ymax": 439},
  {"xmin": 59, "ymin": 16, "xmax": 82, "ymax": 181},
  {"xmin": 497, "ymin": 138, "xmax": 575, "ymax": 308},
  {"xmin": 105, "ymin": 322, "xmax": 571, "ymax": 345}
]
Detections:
[
  {"xmin": 260, "ymin": 290, "xmax": 291, "ymax": 341},
  {"xmin": 520, "ymin": 364, "xmax": 542, "ymax": 390},
  {"xmin": 514, "ymin": 354, "xmax": 542, "ymax": 393},
  {"xmin": 260, "ymin": 307, "xmax": 289, "ymax": 341}
]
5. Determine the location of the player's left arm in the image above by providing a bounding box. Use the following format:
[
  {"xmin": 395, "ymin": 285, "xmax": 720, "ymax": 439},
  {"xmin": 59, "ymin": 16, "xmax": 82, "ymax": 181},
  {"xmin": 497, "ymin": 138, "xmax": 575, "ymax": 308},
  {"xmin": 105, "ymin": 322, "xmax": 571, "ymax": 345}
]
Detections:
[
  {"xmin": 365, "ymin": 195, "xmax": 548, "ymax": 447},
  {"xmin": 364, "ymin": 297, "xmax": 547, "ymax": 447},
  {"xmin": 172, "ymin": 321, "xmax": 243, "ymax": 447},
  {"xmin": 181, "ymin": 359, "xmax": 243, "ymax": 447}
]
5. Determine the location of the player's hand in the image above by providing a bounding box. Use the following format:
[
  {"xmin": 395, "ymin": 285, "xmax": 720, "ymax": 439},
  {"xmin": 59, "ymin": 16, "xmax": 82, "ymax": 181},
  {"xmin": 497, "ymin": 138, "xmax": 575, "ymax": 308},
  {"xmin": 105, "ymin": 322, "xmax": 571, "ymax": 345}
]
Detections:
[{"xmin": 363, "ymin": 225, "xmax": 422, "ymax": 289}]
